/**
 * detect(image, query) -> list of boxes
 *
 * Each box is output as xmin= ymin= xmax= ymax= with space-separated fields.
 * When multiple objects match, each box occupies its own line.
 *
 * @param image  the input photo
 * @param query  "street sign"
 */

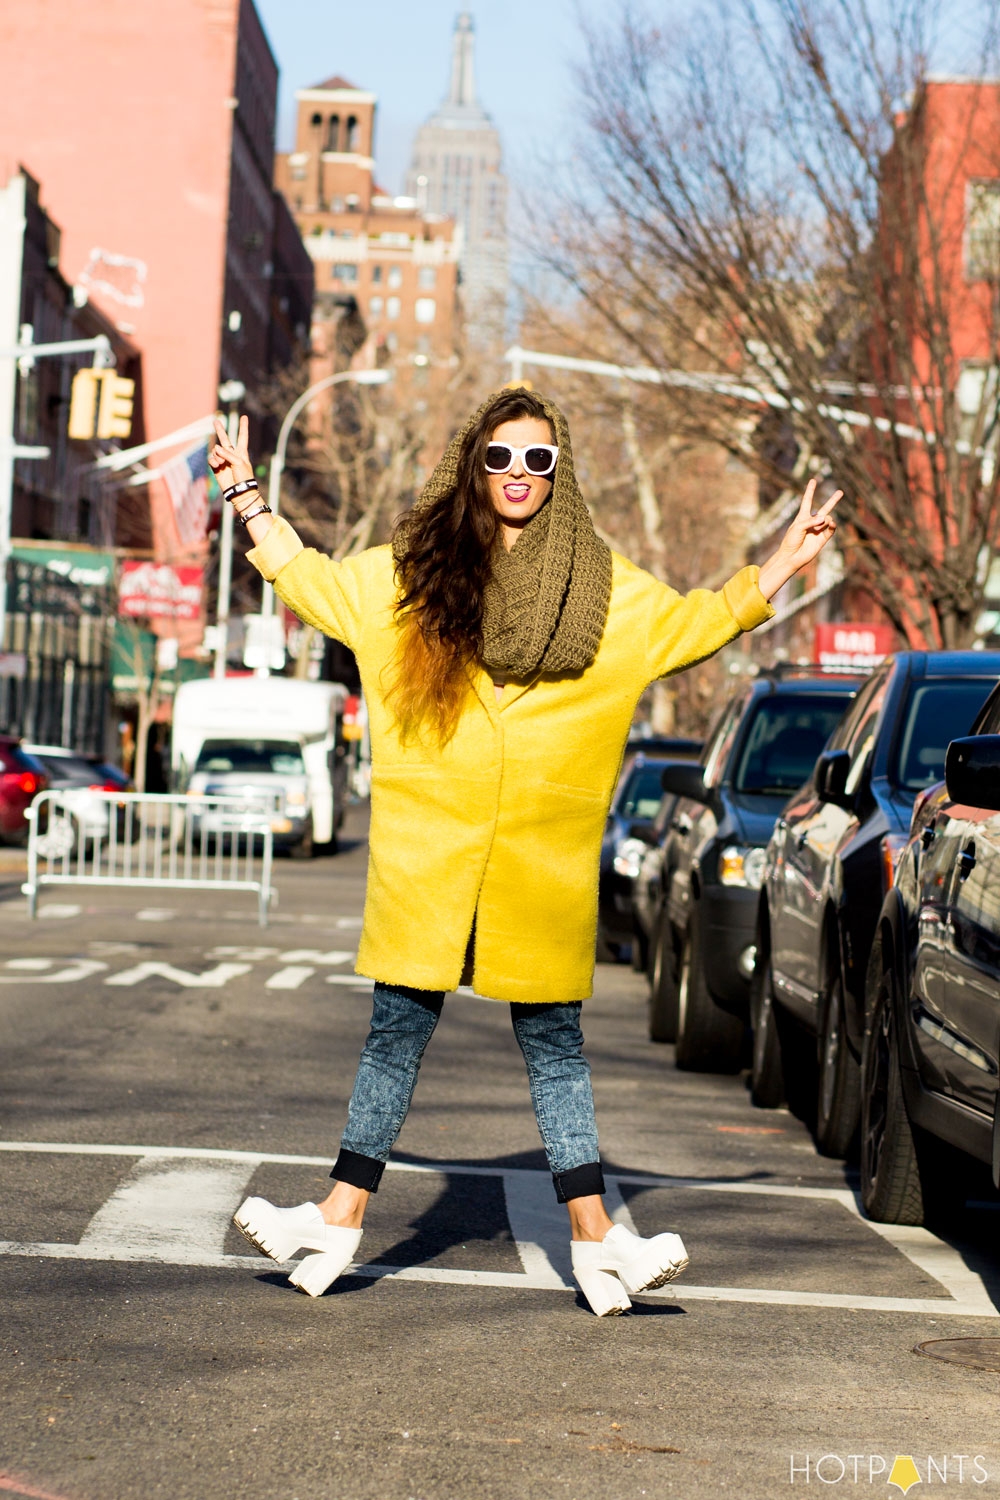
xmin=814 ymin=622 xmax=895 ymax=669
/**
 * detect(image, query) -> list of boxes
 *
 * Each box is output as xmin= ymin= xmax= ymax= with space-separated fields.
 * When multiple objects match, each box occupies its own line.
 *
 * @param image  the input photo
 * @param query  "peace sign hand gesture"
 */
xmin=757 ymin=478 xmax=842 ymax=601
xmin=208 ymin=414 xmax=254 ymax=493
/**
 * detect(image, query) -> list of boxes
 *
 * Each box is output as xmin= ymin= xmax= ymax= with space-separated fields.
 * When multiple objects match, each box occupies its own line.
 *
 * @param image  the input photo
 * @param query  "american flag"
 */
xmin=163 ymin=442 xmax=210 ymax=546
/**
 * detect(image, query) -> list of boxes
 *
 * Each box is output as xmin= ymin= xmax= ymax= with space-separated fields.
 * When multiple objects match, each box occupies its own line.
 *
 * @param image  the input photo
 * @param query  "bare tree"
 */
xmin=544 ymin=0 xmax=1000 ymax=647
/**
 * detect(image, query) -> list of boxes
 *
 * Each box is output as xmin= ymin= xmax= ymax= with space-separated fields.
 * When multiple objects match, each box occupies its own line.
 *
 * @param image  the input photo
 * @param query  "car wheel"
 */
xmin=674 ymin=906 xmax=745 ymax=1072
xmin=815 ymin=954 xmax=861 ymax=1158
xmin=290 ymin=819 xmax=315 ymax=860
xmin=860 ymin=932 xmax=924 ymax=1224
xmin=648 ymin=918 xmax=680 ymax=1043
xmin=749 ymin=940 xmax=785 ymax=1109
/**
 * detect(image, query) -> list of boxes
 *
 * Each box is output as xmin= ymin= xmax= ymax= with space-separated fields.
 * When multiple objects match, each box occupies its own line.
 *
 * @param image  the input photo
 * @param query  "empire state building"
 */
xmin=407 ymin=13 xmax=508 ymax=348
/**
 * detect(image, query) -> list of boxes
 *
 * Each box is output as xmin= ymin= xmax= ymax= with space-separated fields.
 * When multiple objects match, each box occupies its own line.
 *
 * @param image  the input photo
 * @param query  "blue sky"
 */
xmin=255 ymin=0 xmax=600 ymax=196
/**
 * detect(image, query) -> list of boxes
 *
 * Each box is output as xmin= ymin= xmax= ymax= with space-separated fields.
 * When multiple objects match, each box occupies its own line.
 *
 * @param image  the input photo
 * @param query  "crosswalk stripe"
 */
xmin=0 ymin=1140 xmax=995 ymax=1317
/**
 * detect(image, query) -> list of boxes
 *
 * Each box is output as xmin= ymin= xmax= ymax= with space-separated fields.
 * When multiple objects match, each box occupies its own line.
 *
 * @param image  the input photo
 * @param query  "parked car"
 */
xmin=0 ymin=736 xmax=47 ymax=845
xmin=751 ymin=651 xmax=999 ymax=1158
xmin=650 ymin=669 xmax=860 ymax=1067
xmin=22 ymin=745 xmax=135 ymax=843
xmin=597 ymin=742 xmax=701 ymax=961
xmin=859 ymin=682 xmax=1000 ymax=1223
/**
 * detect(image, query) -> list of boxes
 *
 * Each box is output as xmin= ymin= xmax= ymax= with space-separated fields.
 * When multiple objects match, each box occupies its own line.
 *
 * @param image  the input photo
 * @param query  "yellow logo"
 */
xmin=888 ymin=1456 xmax=922 ymax=1495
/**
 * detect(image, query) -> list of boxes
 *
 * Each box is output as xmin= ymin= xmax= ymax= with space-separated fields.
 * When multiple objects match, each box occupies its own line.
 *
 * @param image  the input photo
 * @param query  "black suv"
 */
xmin=752 ymin=651 xmax=999 ymax=1157
xmin=861 ymin=680 xmax=1000 ymax=1222
xmin=649 ymin=669 xmax=859 ymax=1069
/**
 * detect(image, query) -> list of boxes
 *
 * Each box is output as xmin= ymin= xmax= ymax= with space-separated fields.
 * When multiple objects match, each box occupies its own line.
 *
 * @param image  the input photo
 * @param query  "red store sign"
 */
xmin=814 ymin=622 xmax=895 ymax=669
xmin=118 ymin=561 xmax=204 ymax=622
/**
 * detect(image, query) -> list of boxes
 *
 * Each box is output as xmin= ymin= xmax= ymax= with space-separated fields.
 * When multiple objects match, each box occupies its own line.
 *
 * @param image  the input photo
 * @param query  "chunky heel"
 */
xmin=233 ymin=1198 xmax=319 ymax=1262
xmin=573 ymin=1263 xmax=632 ymax=1317
xmin=615 ymin=1231 xmax=689 ymax=1295
xmin=288 ymin=1232 xmax=362 ymax=1298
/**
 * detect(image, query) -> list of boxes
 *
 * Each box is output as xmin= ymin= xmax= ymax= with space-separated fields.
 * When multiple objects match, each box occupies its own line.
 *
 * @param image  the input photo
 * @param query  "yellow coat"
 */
xmin=248 ymin=517 xmax=773 ymax=1003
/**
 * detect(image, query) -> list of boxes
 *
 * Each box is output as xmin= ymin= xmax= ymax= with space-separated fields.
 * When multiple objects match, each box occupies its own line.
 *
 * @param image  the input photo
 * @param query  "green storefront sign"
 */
xmin=11 ymin=543 xmax=116 ymax=589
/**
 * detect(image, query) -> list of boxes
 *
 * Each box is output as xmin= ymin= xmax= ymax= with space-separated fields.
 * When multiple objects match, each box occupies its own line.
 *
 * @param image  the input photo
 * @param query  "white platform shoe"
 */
xmin=232 ymin=1196 xmax=363 ymax=1297
xmin=571 ymin=1223 xmax=689 ymax=1317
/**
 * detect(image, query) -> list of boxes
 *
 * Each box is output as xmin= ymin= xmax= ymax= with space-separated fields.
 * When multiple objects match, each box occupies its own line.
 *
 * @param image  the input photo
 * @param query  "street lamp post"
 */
xmin=258 ymin=366 xmax=390 ymax=632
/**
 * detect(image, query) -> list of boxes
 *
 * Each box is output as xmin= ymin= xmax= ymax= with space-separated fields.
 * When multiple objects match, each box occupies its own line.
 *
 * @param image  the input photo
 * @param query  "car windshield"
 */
xmin=618 ymin=763 xmax=667 ymax=821
xmin=892 ymin=679 xmax=994 ymax=791
xmin=195 ymin=740 xmax=305 ymax=776
xmin=733 ymin=695 xmax=853 ymax=794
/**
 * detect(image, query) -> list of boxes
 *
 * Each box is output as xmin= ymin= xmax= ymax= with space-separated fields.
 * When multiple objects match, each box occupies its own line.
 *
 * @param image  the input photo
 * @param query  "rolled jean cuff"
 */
xmin=553 ymin=1161 xmax=605 ymax=1203
xmin=330 ymin=1147 xmax=386 ymax=1192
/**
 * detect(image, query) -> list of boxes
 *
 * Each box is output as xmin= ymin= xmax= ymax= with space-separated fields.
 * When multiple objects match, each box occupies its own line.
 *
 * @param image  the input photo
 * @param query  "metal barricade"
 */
xmin=23 ymin=791 xmax=276 ymax=926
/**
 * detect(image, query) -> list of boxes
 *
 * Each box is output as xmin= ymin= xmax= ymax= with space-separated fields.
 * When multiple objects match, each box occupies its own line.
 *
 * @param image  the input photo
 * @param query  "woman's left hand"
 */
xmin=757 ymin=478 xmax=842 ymax=601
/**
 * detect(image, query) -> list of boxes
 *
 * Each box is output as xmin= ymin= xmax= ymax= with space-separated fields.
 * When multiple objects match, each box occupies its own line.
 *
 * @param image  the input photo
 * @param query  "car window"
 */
xmin=732 ymin=694 xmax=854 ymax=794
xmin=891 ymin=679 xmax=995 ymax=791
xmin=702 ymin=697 xmax=745 ymax=789
xmin=827 ymin=668 xmax=886 ymax=752
xmin=195 ymin=740 xmax=305 ymax=776
xmin=619 ymin=764 xmax=668 ymax=821
xmin=31 ymin=753 xmax=96 ymax=785
xmin=841 ymin=677 xmax=890 ymax=795
xmin=972 ymin=681 xmax=1000 ymax=736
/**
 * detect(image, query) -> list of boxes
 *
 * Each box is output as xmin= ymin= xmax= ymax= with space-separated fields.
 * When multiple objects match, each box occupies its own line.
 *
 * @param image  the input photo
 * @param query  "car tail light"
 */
xmin=0 ymin=770 xmax=40 ymax=795
xmin=89 ymin=782 xmax=126 ymax=793
xmin=880 ymin=833 xmax=908 ymax=891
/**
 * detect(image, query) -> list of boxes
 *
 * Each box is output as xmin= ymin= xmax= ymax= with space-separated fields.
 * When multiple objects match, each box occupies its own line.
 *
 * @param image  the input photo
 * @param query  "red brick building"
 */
xmin=0 ymin=0 xmax=313 ymax=557
xmin=274 ymin=76 xmax=461 ymax=389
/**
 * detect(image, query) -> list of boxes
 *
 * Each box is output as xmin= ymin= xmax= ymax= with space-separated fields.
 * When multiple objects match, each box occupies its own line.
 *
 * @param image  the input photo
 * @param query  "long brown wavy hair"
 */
xmin=387 ymin=389 xmax=555 ymax=742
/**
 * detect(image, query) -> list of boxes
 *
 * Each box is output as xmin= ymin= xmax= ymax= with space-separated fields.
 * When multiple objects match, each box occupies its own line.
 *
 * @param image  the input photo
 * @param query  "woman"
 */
xmin=213 ymin=388 xmax=838 ymax=1316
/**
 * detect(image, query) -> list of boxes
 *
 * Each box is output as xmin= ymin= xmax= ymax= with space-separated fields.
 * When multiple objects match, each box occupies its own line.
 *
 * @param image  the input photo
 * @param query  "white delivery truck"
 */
xmin=171 ymin=677 xmax=350 ymax=856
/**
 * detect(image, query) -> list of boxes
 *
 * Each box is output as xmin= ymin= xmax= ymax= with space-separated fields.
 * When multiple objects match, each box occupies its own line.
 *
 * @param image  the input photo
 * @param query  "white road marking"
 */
xmin=76 ymin=1157 xmax=254 ymax=1263
xmin=135 ymin=908 xmax=177 ymax=922
xmin=0 ymin=1142 xmax=995 ymax=1316
xmin=502 ymin=1171 xmax=571 ymax=1288
xmin=105 ymin=961 xmax=252 ymax=988
xmin=325 ymin=974 xmax=372 ymax=988
xmin=0 ymin=959 xmax=108 ymax=985
xmin=37 ymin=904 xmax=81 ymax=919
xmin=265 ymin=966 xmax=315 ymax=990
xmin=279 ymin=949 xmax=354 ymax=964
xmin=207 ymin=946 xmax=279 ymax=961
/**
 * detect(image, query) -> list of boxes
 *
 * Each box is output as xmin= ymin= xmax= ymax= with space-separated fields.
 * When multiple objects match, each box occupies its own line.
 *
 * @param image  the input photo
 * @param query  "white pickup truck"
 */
xmin=171 ymin=677 xmax=350 ymax=856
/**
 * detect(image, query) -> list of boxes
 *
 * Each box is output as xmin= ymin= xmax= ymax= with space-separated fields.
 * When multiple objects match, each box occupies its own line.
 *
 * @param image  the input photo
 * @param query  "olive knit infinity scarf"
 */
xmin=399 ymin=389 xmax=612 ymax=679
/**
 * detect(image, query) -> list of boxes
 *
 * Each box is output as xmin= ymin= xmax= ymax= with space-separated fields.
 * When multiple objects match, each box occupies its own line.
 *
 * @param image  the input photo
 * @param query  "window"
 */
xmin=291 ymin=161 xmax=306 ymax=181
xmin=418 ymin=265 xmax=436 ymax=288
xmin=619 ymin=764 xmax=668 ymax=821
xmin=966 ymin=181 xmax=1000 ymax=281
xmin=732 ymin=695 xmax=852 ymax=794
xmin=330 ymin=195 xmax=344 ymax=213
xmin=346 ymin=115 xmax=360 ymax=151
xmin=387 ymin=265 xmax=403 ymax=288
xmin=371 ymin=265 xmax=383 ymax=283
xmin=702 ymin=698 xmax=745 ymax=789
xmin=415 ymin=297 xmax=436 ymax=324
xmin=333 ymin=264 xmax=358 ymax=283
xmin=385 ymin=331 xmax=398 ymax=352
xmin=369 ymin=296 xmax=383 ymax=318
xmin=892 ymin=679 xmax=994 ymax=791
xmin=386 ymin=296 xmax=401 ymax=320
xmin=194 ymin=740 xmax=305 ymax=777
xmin=327 ymin=114 xmax=340 ymax=152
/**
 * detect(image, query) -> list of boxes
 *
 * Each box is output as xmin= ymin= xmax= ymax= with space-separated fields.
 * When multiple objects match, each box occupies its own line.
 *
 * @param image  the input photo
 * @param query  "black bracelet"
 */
xmin=237 ymin=502 xmax=272 ymax=527
xmin=223 ymin=478 xmax=258 ymax=503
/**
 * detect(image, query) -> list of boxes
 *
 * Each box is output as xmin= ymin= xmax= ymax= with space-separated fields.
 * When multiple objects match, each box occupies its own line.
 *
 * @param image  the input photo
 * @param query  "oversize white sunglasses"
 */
xmin=484 ymin=442 xmax=559 ymax=476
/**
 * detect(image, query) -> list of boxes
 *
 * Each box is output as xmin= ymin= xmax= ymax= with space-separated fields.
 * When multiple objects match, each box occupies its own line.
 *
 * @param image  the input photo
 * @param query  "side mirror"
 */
xmin=816 ymin=749 xmax=852 ymax=807
xmin=660 ymin=761 xmax=707 ymax=801
xmin=945 ymin=735 xmax=1000 ymax=812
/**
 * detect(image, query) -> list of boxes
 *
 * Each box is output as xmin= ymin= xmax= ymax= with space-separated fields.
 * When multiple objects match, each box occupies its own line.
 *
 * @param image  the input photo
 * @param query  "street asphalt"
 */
xmin=1 ymin=805 xmax=999 ymax=1500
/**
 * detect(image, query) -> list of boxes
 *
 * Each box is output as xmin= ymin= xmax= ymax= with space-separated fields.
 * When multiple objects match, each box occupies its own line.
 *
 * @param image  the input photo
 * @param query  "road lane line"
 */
xmin=76 ymin=1157 xmax=256 ymax=1263
xmin=105 ymin=961 xmax=252 ymax=988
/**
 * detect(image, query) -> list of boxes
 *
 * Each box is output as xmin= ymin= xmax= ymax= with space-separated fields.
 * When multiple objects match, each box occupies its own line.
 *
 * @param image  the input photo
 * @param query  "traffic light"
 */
xmin=67 ymin=368 xmax=135 ymax=440
xmin=68 ymin=368 xmax=99 ymax=439
xmin=97 ymin=373 xmax=135 ymax=439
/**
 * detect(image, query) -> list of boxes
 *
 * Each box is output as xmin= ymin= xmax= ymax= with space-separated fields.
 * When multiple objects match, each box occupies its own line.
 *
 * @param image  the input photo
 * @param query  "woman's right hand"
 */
xmin=209 ymin=414 xmax=254 ymax=494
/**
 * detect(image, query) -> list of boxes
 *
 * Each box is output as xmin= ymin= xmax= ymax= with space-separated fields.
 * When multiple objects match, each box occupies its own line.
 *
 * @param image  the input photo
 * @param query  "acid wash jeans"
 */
xmin=330 ymin=982 xmax=606 ymax=1203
